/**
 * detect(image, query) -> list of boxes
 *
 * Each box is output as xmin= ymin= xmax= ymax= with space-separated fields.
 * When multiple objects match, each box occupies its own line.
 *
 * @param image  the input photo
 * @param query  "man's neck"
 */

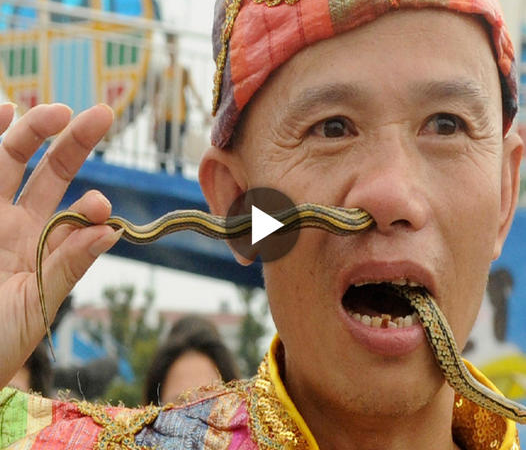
xmin=285 ymin=373 xmax=460 ymax=450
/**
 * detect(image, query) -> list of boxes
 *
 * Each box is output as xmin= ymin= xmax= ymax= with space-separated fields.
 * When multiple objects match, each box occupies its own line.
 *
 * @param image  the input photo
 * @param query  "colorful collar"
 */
xmin=246 ymin=335 xmax=520 ymax=450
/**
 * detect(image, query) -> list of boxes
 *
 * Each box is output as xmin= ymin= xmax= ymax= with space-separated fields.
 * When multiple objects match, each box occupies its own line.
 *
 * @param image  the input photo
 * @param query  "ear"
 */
xmin=493 ymin=131 xmax=523 ymax=260
xmin=199 ymin=146 xmax=254 ymax=265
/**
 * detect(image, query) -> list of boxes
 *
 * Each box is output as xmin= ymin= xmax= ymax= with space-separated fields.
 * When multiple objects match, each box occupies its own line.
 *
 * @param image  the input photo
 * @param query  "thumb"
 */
xmin=30 ymin=225 xmax=123 ymax=335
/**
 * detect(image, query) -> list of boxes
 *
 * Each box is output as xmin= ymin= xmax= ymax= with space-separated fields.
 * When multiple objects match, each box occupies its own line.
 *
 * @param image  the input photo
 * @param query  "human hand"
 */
xmin=0 ymin=103 xmax=120 ymax=389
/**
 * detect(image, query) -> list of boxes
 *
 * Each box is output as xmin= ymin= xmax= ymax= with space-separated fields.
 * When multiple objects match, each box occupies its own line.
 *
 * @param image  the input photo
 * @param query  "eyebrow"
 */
xmin=412 ymin=79 xmax=491 ymax=115
xmin=283 ymin=83 xmax=369 ymax=120
xmin=282 ymin=79 xmax=491 ymax=121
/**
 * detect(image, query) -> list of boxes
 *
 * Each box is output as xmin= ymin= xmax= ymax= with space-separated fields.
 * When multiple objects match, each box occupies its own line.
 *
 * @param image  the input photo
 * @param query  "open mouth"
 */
xmin=342 ymin=281 xmax=419 ymax=329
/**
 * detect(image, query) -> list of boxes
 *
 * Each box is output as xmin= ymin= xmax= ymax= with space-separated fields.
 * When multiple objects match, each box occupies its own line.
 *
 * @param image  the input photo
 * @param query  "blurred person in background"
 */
xmin=154 ymin=33 xmax=207 ymax=173
xmin=8 ymin=342 xmax=53 ymax=397
xmin=144 ymin=315 xmax=240 ymax=404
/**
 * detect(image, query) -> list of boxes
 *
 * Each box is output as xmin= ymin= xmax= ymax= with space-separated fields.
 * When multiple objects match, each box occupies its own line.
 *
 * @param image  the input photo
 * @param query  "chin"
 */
xmin=327 ymin=370 xmax=445 ymax=420
xmin=308 ymin=344 xmax=447 ymax=418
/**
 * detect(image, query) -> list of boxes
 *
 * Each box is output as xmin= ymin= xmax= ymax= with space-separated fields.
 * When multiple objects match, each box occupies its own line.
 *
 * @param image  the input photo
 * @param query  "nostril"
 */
xmin=390 ymin=219 xmax=412 ymax=228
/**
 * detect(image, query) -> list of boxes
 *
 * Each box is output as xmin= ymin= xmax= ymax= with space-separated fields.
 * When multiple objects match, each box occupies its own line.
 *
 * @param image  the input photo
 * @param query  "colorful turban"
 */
xmin=211 ymin=0 xmax=517 ymax=149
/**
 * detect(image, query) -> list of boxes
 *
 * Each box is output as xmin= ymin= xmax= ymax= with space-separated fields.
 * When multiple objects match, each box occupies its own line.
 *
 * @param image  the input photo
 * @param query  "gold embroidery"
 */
xmin=212 ymin=0 xmax=301 ymax=115
xmin=246 ymin=355 xmax=309 ymax=449
xmin=253 ymin=0 xmax=300 ymax=5
xmin=452 ymin=392 xmax=511 ymax=450
xmin=76 ymin=401 xmax=165 ymax=450
xmin=212 ymin=0 xmax=243 ymax=115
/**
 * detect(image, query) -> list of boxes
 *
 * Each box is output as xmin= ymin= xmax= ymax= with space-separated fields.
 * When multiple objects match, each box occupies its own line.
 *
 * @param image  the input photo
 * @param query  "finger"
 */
xmin=46 ymin=189 xmax=113 ymax=250
xmin=0 ymin=104 xmax=73 ymax=202
xmin=0 ymin=102 xmax=16 ymax=135
xmin=17 ymin=104 xmax=114 ymax=217
xmin=27 ymin=224 xmax=122 ymax=339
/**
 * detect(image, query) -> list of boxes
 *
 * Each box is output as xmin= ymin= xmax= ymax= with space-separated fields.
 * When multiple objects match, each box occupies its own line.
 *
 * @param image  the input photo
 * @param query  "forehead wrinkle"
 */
xmin=282 ymin=82 xmax=369 ymax=121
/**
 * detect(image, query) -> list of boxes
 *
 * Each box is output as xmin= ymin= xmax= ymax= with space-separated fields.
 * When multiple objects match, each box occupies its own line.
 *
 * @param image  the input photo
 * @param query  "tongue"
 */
xmin=342 ymin=283 xmax=413 ymax=317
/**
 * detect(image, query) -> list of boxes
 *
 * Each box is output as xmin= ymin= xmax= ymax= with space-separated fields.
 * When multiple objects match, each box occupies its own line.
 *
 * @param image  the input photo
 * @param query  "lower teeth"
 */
xmin=349 ymin=311 xmax=418 ymax=329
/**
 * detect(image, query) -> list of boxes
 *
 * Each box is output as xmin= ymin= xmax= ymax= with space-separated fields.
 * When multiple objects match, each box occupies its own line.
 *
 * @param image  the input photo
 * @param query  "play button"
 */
xmin=226 ymin=187 xmax=299 ymax=263
xmin=251 ymin=205 xmax=284 ymax=244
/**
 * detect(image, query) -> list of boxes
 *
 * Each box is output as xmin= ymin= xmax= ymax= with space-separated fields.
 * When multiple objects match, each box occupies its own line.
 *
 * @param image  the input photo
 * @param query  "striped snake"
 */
xmin=36 ymin=204 xmax=526 ymax=423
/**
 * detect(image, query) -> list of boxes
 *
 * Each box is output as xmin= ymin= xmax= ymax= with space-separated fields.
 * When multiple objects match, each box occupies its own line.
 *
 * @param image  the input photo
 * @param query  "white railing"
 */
xmin=0 ymin=0 xmax=214 ymax=177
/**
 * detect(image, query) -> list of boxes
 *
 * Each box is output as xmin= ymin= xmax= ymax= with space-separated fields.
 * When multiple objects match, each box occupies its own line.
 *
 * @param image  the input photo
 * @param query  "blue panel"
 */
xmin=14 ymin=7 xmax=36 ymax=19
xmin=0 ymin=5 xmax=14 ymax=31
xmin=492 ymin=209 xmax=526 ymax=350
xmin=51 ymin=39 xmax=94 ymax=112
xmin=0 ymin=5 xmax=14 ymax=15
xmin=118 ymin=358 xmax=135 ymax=382
xmin=72 ymin=330 xmax=107 ymax=361
xmin=0 ymin=5 xmax=36 ymax=30
xmin=0 ymin=5 xmax=13 ymax=31
xmin=61 ymin=0 xmax=88 ymax=6
xmin=102 ymin=0 xmax=142 ymax=15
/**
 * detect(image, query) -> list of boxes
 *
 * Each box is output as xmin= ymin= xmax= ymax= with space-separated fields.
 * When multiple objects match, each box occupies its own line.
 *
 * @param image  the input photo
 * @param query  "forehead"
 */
xmin=256 ymin=9 xmax=500 ymax=111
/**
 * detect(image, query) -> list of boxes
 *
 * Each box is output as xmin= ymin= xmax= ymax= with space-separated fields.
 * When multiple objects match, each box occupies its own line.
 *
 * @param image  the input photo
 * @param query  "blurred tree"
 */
xmin=236 ymin=287 xmax=268 ymax=377
xmin=84 ymin=284 xmax=163 ymax=407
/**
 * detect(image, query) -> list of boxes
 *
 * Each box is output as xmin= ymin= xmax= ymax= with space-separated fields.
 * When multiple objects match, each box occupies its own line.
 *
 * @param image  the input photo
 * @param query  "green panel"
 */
xmin=0 ymin=387 xmax=28 ymax=447
xmin=106 ymin=42 xmax=139 ymax=67
xmin=1 ymin=46 xmax=38 ymax=78
xmin=8 ymin=48 xmax=14 ymax=77
xmin=0 ymin=49 xmax=8 ymax=76
xmin=31 ymin=46 xmax=38 ymax=74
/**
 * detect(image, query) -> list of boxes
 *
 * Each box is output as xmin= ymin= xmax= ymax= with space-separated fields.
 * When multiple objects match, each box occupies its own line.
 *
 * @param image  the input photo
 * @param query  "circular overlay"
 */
xmin=226 ymin=187 xmax=299 ymax=263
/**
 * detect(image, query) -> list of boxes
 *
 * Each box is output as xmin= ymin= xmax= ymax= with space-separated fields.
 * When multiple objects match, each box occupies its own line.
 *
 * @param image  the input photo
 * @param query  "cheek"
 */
xmin=263 ymin=232 xmax=335 ymax=336
xmin=438 ymin=177 xmax=500 ymax=347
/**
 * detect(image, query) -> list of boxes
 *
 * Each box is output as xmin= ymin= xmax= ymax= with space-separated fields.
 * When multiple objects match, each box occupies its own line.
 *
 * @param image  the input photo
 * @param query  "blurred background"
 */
xmin=1 ymin=0 xmax=526 ymax=436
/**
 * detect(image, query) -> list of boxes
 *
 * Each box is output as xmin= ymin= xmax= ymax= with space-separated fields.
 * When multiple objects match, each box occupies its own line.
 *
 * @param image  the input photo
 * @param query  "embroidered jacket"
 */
xmin=0 ymin=337 xmax=520 ymax=449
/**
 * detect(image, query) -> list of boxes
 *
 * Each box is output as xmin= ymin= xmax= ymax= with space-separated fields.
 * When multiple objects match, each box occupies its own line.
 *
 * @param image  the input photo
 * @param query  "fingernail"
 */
xmin=95 ymin=191 xmax=112 ymax=210
xmin=97 ymin=103 xmax=115 ymax=119
xmin=89 ymin=228 xmax=123 ymax=257
xmin=50 ymin=103 xmax=73 ymax=116
xmin=3 ymin=102 xmax=17 ymax=110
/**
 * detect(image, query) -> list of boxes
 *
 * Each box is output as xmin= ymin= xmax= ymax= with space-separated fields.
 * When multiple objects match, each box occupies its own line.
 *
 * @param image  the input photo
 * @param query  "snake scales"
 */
xmin=36 ymin=204 xmax=526 ymax=423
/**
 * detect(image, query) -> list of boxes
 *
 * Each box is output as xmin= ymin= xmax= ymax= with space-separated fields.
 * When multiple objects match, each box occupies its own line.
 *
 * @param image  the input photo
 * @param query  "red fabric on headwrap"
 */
xmin=211 ymin=0 xmax=517 ymax=148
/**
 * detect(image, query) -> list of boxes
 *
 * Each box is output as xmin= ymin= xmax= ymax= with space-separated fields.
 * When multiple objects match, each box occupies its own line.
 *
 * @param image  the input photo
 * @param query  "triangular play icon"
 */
xmin=251 ymin=205 xmax=285 ymax=245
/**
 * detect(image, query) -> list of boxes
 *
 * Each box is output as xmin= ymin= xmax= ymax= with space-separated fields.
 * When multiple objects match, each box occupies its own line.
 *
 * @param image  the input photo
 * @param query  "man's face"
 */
xmin=202 ymin=9 xmax=522 ymax=417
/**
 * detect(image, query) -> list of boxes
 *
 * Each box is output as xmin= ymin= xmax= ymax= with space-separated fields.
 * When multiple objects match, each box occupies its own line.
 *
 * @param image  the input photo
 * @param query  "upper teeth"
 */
xmin=353 ymin=279 xmax=423 ymax=288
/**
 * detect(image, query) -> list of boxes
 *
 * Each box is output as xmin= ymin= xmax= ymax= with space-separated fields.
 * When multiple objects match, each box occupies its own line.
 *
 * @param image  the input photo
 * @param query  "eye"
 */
xmin=421 ymin=113 xmax=466 ymax=136
xmin=311 ymin=117 xmax=357 ymax=138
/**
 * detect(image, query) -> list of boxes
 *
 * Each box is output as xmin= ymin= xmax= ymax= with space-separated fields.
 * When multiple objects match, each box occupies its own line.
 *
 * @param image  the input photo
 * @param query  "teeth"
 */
xmin=352 ymin=279 xmax=424 ymax=288
xmin=387 ymin=321 xmax=397 ymax=329
xmin=371 ymin=316 xmax=382 ymax=328
xmin=349 ymin=310 xmax=419 ymax=329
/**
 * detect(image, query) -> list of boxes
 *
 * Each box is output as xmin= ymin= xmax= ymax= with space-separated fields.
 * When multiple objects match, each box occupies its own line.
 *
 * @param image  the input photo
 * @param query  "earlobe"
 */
xmin=492 ymin=132 xmax=523 ymax=260
xmin=198 ymin=146 xmax=253 ymax=265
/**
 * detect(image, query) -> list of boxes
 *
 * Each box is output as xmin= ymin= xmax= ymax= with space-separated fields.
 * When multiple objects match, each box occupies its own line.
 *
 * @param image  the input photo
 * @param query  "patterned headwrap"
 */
xmin=211 ymin=0 xmax=517 ymax=149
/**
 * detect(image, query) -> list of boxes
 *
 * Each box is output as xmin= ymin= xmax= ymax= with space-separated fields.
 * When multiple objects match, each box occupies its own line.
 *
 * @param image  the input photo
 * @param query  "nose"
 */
xmin=345 ymin=134 xmax=429 ymax=234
